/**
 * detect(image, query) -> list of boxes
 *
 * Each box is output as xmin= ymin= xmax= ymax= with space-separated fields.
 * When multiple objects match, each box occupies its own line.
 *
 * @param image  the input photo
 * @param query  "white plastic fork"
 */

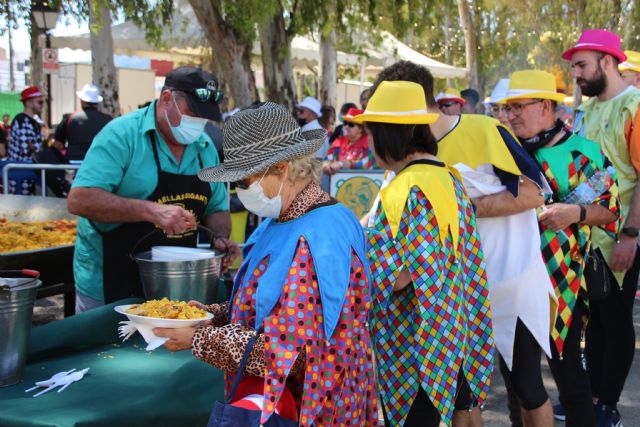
xmin=25 ymin=369 xmax=76 ymax=393
xmin=32 ymin=368 xmax=90 ymax=397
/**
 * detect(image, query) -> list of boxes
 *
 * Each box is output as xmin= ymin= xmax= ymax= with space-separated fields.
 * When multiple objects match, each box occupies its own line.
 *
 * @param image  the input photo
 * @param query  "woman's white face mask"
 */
xmin=236 ymin=170 xmax=286 ymax=218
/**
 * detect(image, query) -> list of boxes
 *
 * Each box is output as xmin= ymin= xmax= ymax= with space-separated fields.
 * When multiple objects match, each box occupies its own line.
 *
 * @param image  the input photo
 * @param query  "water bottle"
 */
xmin=563 ymin=166 xmax=615 ymax=205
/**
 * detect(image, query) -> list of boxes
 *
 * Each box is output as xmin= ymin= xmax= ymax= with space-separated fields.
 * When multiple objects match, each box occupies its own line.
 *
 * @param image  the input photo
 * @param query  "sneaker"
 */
xmin=595 ymin=403 xmax=624 ymax=427
xmin=611 ymin=408 xmax=623 ymax=427
xmin=553 ymin=403 xmax=566 ymax=422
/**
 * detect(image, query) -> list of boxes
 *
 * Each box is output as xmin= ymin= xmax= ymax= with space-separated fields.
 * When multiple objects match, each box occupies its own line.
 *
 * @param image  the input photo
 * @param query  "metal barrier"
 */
xmin=2 ymin=163 xmax=81 ymax=196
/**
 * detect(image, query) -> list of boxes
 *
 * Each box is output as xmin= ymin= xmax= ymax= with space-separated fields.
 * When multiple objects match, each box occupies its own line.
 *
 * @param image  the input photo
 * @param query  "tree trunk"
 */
xmin=457 ymin=0 xmax=478 ymax=90
xmin=573 ymin=0 xmax=586 ymax=109
xmin=89 ymin=0 xmax=120 ymax=117
xmin=258 ymin=7 xmax=297 ymax=110
xmin=320 ymin=27 xmax=337 ymax=107
xmin=605 ymin=0 xmax=622 ymax=31
xmin=29 ymin=15 xmax=44 ymax=90
xmin=188 ymin=0 xmax=259 ymax=109
xmin=7 ymin=5 xmax=14 ymax=91
xmin=443 ymin=2 xmax=453 ymax=87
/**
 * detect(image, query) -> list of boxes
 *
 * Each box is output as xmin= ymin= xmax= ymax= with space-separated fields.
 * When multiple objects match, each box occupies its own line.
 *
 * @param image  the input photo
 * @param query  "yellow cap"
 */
xmin=503 ymin=70 xmax=566 ymax=103
xmin=352 ymin=81 xmax=439 ymax=125
xmin=619 ymin=50 xmax=640 ymax=73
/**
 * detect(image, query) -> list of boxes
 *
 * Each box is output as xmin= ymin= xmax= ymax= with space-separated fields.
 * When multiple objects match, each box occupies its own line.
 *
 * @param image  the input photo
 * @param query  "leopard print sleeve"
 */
xmin=202 ymin=301 xmax=231 ymax=327
xmin=191 ymin=323 xmax=306 ymax=377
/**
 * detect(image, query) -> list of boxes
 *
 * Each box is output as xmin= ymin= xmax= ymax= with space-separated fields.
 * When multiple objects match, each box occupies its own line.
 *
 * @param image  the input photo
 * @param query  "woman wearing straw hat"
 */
xmin=155 ymin=102 xmax=377 ymax=426
xmin=354 ymin=81 xmax=494 ymax=427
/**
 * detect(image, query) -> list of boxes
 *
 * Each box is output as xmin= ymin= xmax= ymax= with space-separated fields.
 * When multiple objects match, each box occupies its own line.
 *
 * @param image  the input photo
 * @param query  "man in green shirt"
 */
xmin=563 ymin=29 xmax=640 ymax=427
xmin=68 ymin=67 xmax=238 ymax=312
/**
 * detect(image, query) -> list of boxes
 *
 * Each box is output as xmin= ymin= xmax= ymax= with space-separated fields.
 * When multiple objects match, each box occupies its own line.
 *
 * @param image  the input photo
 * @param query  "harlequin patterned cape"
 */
xmin=229 ymin=203 xmax=378 ymax=426
xmin=367 ymin=161 xmax=494 ymax=426
xmin=533 ymin=133 xmax=620 ymax=356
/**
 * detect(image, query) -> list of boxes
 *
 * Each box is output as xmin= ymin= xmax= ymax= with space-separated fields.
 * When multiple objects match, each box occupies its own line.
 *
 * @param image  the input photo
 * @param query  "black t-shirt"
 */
xmin=55 ymin=107 xmax=112 ymax=161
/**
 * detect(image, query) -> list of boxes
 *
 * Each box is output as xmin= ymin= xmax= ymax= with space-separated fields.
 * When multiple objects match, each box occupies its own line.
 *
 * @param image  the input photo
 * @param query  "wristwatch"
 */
xmin=621 ymin=227 xmax=639 ymax=238
xmin=578 ymin=205 xmax=587 ymax=223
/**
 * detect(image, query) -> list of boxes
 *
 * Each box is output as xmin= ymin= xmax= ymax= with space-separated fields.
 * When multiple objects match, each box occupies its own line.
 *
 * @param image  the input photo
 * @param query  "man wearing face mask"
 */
xmin=68 ymin=66 xmax=238 ymax=313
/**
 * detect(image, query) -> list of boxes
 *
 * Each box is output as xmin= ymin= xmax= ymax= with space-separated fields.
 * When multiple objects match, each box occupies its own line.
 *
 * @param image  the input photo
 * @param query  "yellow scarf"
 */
xmin=380 ymin=163 xmax=461 ymax=256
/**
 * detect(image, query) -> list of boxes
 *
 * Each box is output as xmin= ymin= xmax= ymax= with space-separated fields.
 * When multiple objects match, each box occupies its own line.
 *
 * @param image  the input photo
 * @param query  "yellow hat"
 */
xmin=435 ymin=87 xmax=465 ymax=105
xmin=352 ymin=81 xmax=439 ymax=125
xmin=619 ymin=50 xmax=640 ymax=73
xmin=503 ymin=70 xmax=566 ymax=103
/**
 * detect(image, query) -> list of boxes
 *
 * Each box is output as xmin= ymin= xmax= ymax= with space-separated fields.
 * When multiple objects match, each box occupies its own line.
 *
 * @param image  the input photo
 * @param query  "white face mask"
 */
xmin=164 ymin=94 xmax=208 ymax=145
xmin=236 ymin=171 xmax=285 ymax=218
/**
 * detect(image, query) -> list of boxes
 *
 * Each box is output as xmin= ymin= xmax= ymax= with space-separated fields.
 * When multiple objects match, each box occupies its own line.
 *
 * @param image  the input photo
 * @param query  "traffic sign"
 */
xmin=43 ymin=48 xmax=59 ymax=73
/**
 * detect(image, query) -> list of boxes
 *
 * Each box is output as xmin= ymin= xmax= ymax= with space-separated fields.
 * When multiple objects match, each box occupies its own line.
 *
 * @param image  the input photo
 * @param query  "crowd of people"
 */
xmin=3 ymin=26 xmax=640 ymax=427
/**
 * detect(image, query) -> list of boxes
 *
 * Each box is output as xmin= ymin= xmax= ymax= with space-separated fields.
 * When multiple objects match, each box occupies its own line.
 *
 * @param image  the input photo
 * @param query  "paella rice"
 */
xmin=126 ymin=298 xmax=208 ymax=319
xmin=0 ymin=219 xmax=76 ymax=253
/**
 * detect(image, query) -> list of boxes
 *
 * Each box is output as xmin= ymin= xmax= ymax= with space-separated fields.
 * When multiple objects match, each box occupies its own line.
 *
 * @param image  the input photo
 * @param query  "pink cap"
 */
xmin=562 ymin=29 xmax=627 ymax=62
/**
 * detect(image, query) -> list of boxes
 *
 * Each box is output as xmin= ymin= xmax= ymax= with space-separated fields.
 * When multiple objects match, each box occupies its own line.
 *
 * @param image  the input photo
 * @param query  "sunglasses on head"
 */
xmin=191 ymin=87 xmax=223 ymax=104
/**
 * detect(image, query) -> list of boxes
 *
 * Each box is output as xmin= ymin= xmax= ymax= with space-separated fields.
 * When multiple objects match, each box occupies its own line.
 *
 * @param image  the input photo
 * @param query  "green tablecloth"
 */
xmin=0 ymin=299 xmax=225 ymax=427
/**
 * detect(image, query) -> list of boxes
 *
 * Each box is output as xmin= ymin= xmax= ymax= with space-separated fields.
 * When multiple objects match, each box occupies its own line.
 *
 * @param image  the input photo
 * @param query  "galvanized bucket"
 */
xmin=133 ymin=251 xmax=223 ymax=304
xmin=0 ymin=271 xmax=41 ymax=387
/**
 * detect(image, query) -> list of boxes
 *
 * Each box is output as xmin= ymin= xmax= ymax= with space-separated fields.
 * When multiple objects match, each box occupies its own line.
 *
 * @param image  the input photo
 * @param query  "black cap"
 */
xmin=164 ymin=66 xmax=223 ymax=121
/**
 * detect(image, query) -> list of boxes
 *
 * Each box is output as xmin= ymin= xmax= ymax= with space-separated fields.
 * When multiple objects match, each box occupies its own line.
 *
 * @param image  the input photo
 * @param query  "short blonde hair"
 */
xmin=268 ymin=155 xmax=322 ymax=183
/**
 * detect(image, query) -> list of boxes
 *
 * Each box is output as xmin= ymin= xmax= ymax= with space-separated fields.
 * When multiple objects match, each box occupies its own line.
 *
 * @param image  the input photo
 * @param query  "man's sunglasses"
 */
xmin=439 ymin=102 xmax=459 ymax=108
xmin=344 ymin=122 xmax=357 ymax=127
xmin=191 ymin=87 xmax=223 ymax=104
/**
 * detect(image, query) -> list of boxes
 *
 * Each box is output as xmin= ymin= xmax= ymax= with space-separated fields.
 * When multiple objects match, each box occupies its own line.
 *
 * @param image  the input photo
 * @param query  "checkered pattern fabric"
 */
xmin=230 ymin=238 xmax=377 ymax=426
xmin=8 ymin=113 xmax=42 ymax=161
xmin=368 ymin=174 xmax=494 ymax=427
xmin=537 ymin=149 xmax=620 ymax=356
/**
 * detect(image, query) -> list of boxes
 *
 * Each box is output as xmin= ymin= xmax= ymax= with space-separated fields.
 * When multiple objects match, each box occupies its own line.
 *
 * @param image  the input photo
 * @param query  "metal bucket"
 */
xmin=0 ymin=274 xmax=41 ymax=387
xmin=134 ymin=251 xmax=223 ymax=303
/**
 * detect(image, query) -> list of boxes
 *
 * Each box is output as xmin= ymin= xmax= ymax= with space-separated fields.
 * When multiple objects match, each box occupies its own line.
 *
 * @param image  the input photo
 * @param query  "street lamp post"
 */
xmin=31 ymin=0 xmax=60 ymax=128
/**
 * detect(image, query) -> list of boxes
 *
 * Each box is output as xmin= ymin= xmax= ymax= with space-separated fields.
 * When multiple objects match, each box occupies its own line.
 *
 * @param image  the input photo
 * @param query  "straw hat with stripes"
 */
xmin=352 ymin=80 xmax=439 ymax=125
xmin=198 ymin=102 xmax=326 ymax=183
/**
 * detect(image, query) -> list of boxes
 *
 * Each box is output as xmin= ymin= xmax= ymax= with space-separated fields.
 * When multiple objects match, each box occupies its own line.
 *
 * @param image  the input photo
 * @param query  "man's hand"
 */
xmin=212 ymin=238 xmax=241 ymax=272
xmin=538 ymin=203 xmax=580 ymax=232
xmin=153 ymin=326 xmax=199 ymax=352
xmin=149 ymin=204 xmax=196 ymax=235
xmin=610 ymin=235 xmax=639 ymax=272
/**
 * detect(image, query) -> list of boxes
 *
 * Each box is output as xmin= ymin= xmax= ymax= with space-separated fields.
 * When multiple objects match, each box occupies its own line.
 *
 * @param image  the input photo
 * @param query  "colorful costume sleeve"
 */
xmin=590 ymin=153 xmax=621 ymax=237
xmin=352 ymin=148 xmax=376 ymax=169
xmin=324 ymin=141 xmax=340 ymax=161
xmin=624 ymin=104 xmax=640 ymax=172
